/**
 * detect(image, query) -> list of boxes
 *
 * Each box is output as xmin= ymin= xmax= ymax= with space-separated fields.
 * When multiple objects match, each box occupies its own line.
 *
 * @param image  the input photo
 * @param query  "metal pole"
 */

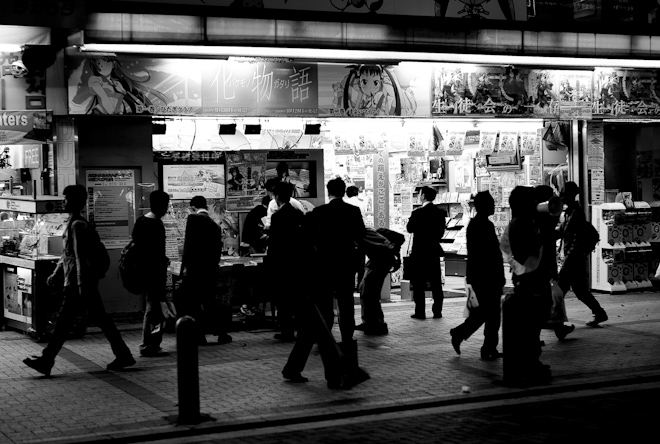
xmin=176 ymin=316 xmax=200 ymax=424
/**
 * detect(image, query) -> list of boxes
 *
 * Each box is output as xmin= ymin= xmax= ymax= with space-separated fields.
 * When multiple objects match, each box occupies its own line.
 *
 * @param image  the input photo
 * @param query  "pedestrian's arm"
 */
xmin=71 ymin=221 xmax=91 ymax=287
xmin=406 ymin=211 xmax=416 ymax=234
xmin=47 ymin=257 xmax=64 ymax=287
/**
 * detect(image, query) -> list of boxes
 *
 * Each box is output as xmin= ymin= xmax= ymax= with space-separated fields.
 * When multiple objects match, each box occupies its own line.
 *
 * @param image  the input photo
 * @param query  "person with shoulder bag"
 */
xmin=23 ymin=185 xmax=135 ymax=376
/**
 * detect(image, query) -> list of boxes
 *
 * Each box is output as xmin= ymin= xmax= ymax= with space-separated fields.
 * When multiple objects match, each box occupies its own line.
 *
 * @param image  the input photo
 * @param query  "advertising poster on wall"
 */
xmin=593 ymin=68 xmax=660 ymax=118
xmin=85 ymin=169 xmax=136 ymax=249
xmin=226 ymin=151 xmax=267 ymax=211
xmin=67 ymin=56 xmax=205 ymax=115
xmin=557 ymin=70 xmax=593 ymax=119
xmin=201 ymin=61 xmax=319 ymax=116
xmin=318 ymin=62 xmax=431 ymax=117
xmin=0 ymin=111 xmax=52 ymax=144
xmin=162 ymin=164 xmax=226 ymax=201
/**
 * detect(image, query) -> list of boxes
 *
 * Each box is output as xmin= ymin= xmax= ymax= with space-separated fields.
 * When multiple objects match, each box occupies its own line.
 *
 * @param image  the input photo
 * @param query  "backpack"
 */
xmin=118 ymin=240 xmax=145 ymax=295
xmin=89 ymin=226 xmax=111 ymax=279
xmin=376 ymin=228 xmax=405 ymax=250
xmin=582 ymin=221 xmax=600 ymax=253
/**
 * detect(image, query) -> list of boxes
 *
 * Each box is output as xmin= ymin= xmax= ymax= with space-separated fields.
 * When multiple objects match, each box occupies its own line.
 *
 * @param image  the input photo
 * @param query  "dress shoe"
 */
xmin=274 ymin=333 xmax=296 ymax=342
xmin=354 ymin=323 xmax=366 ymax=331
xmin=410 ymin=313 xmax=426 ymax=320
xmin=449 ymin=328 xmax=462 ymax=355
xmin=433 ymin=313 xmax=443 ymax=319
xmin=282 ymin=371 xmax=308 ymax=383
xmin=217 ymin=334 xmax=233 ymax=345
xmin=586 ymin=311 xmax=608 ymax=327
xmin=364 ymin=326 xmax=389 ymax=336
xmin=107 ymin=355 xmax=137 ymax=371
xmin=23 ymin=356 xmax=53 ymax=377
xmin=555 ymin=324 xmax=575 ymax=341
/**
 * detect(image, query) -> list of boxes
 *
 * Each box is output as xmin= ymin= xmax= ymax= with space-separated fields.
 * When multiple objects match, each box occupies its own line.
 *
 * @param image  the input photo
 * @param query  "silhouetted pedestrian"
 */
xmin=406 ymin=186 xmax=446 ymax=319
xmin=450 ymin=191 xmax=504 ymax=360
xmin=23 ymin=185 xmax=135 ymax=376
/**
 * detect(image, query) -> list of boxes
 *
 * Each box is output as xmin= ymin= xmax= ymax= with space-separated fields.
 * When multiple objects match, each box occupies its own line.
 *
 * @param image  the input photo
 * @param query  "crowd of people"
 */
xmin=22 ymin=177 xmax=607 ymax=389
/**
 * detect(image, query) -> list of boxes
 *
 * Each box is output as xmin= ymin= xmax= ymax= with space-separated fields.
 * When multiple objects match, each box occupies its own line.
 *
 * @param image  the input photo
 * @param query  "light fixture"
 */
xmin=219 ymin=124 xmax=237 ymax=135
xmin=0 ymin=44 xmax=22 ymax=53
xmin=76 ymin=43 xmax=660 ymax=69
xmin=304 ymin=124 xmax=321 ymax=135
xmin=244 ymin=124 xmax=261 ymax=135
xmin=151 ymin=120 xmax=167 ymax=135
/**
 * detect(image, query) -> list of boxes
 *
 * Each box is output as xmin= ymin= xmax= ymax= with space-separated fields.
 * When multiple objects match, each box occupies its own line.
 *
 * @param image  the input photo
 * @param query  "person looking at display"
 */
xmin=344 ymin=185 xmax=366 ymax=218
xmin=450 ymin=191 xmax=504 ymax=360
xmin=133 ymin=190 xmax=171 ymax=357
xmin=178 ymin=195 xmax=232 ymax=345
xmin=558 ymin=182 xmax=608 ymax=327
xmin=265 ymin=178 xmax=305 ymax=227
xmin=23 ymin=185 xmax=135 ymax=376
xmin=406 ymin=186 xmax=446 ymax=319
xmin=268 ymin=182 xmax=304 ymax=342
xmin=243 ymin=195 xmax=270 ymax=254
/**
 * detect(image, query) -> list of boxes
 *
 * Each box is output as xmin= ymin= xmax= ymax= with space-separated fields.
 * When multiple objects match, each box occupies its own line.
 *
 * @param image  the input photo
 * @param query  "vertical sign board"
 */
xmin=373 ymin=151 xmax=389 ymax=229
xmin=85 ymin=170 xmax=137 ymax=249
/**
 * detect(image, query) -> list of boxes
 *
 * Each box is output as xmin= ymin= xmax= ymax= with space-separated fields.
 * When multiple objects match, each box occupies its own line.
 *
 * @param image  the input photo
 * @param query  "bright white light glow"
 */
xmin=78 ymin=44 xmax=660 ymax=69
xmin=0 ymin=44 xmax=22 ymax=53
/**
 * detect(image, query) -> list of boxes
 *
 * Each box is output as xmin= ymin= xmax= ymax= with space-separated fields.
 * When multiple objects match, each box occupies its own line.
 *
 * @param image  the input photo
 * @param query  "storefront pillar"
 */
xmin=54 ymin=117 xmax=77 ymax=195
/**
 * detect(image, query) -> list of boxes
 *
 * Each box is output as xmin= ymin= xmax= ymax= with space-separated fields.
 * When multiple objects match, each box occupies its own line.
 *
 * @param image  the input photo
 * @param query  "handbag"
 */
xmin=548 ymin=280 xmax=568 ymax=324
xmin=463 ymin=282 xmax=480 ymax=318
xmin=402 ymin=234 xmax=414 ymax=281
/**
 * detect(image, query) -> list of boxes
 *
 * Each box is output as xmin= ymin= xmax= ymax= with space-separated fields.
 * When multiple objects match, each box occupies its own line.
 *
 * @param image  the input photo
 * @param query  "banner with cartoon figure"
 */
xmin=318 ymin=62 xmax=431 ymax=117
xmin=68 ymin=56 xmax=205 ymax=115
xmin=593 ymin=68 xmax=660 ymax=118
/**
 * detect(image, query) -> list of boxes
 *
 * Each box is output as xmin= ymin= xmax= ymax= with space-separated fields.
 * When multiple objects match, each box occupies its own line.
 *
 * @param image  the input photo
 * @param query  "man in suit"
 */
xmin=268 ymin=182 xmax=305 ymax=341
xmin=180 ymin=195 xmax=232 ymax=345
xmin=407 ymin=186 xmax=446 ymax=319
xmin=307 ymin=178 xmax=366 ymax=344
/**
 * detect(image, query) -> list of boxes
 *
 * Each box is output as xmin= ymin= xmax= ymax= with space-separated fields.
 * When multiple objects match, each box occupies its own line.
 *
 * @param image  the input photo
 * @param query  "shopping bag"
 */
xmin=463 ymin=283 xmax=479 ymax=318
xmin=548 ymin=280 xmax=568 ymax=323
xmin=402 ymin=255 xmax=415 ymax=280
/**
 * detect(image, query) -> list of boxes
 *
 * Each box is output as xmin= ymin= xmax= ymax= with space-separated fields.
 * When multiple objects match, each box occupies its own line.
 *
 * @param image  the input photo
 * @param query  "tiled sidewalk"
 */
xmin=1 ymin=291 xmax=659 ymax=444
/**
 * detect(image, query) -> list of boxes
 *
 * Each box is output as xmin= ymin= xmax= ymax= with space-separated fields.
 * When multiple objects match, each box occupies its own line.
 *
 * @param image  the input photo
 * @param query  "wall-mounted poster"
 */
xmin=318 ymin=62 xmax=431 ymax=117
xmin=85 ymin=169 xmax=137 ymax=249
xmin=201 ymin=61 xmax=319 ymax=116
xmin=68 ymin=56 xmax=204 ymax=115
xmin=162 ymin=164 xmax=226 ymax=201
xmin=558 ymin=70 xmax=593 ymax=119
xmin=226 ymin=151 xmax=267 ymax=211
xmin=593 ymin=68 xmax=660 ymax=117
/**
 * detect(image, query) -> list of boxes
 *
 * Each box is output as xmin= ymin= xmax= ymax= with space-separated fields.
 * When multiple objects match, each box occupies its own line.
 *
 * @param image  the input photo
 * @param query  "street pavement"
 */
xmin=1 ymin=288 xmax=659 ymax=444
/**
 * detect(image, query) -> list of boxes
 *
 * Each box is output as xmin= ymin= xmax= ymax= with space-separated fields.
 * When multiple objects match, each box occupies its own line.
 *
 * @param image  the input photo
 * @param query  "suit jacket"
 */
xmin=466 ymin=215 xmax=505 ymax=288
xmin=307 ymin=198 xmax=366 ymax=276
xmin=182 ymin=211 xmax=223 ymax=283
xmin=268 ymin=202 xmax=304 ymax=263
xmin=406 ymin=203 xmax=446 ymax=260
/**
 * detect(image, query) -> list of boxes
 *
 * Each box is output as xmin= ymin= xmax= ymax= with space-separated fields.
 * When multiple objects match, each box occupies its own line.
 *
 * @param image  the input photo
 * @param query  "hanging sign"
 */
xmin=373 ymin=151 xmax=389 ymax=229
xmin=0 ymin=111 xmax=52 ymax=145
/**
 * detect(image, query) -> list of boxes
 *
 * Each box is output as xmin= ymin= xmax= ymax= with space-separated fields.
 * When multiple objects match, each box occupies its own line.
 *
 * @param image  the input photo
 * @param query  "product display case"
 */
xmin=0 ymin=196 xmax=66 ymax=340
xmin=591 ymin=202 xmax=653 ymax=293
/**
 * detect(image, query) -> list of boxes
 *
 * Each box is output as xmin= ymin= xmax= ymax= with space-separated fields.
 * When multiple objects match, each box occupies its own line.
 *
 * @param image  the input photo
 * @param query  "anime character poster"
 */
xmin=445 ymin=130 xmax=466 ymax=156
xmin=67 ymin=56 xmax=204 ymax=115
xmin=318 ymin=62 xmax=431 ymax=117
xmin=479 ymin=131 xmax=498 ymax=156
xmin=432 ymin=64 xmax=471 ymax=115
xmin=527 ymin=70 xmax=560 ymax=118
xmin=593 ymin=69 xmax=660 ymax=118
xmin=557 ymin=70 xmax=593 ymax=119
xmin=458 ymin=66 xmax=534 ymax=116
xmin=226 ymin=151 xmax=267 ymax=211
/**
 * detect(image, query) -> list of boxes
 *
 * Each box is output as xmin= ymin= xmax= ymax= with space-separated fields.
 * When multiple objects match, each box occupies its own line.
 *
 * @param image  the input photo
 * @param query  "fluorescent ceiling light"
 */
xmin=78 ymin=43 xmax=660 ymax=69
xmin=0 ymin=44 xmax=22 ymax=52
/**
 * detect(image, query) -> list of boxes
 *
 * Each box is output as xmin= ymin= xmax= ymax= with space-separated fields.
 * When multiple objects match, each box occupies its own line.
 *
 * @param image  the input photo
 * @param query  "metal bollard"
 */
xmin=176 ymin=316 xmax=200 ymax=424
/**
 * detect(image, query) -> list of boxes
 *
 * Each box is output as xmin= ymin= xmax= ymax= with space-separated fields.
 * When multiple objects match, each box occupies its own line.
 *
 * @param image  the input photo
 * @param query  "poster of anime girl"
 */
xmin=557 ymin=70 xmax=593 ymax=119
xmin=67 ymin=56 xmax=204 ymax=115
xmin=432 ymin=64 xmax=470 ymax=115
xmin=318 ymin=62 xmax=430 ymax=117
xmin=527 ymin=70 xmax=560 ymax=118
xmin=593 ymin=69 xmax=659 ymax=117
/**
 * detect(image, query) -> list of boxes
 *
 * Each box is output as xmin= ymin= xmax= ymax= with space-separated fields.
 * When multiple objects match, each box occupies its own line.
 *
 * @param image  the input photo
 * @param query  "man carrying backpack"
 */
xmin=23 ymin=185 xmax=135 ymax=376
xmin=355 ymin=227 xmax=403 ymax=336
xmin=558 ymin=182 xmax=608 ymax=327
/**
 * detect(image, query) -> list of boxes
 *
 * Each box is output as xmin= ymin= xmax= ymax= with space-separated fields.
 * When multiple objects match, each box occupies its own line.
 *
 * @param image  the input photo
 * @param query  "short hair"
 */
xmin=265 ymin=178 xmax=279 ymax=192
xmin=473 ymin=191 xmax=494 ymax=213
xmin=346 ymin=186 xmax=359 ymax=198
xmin=261 ymin=195 xmax=270 ymax=206
xmin=535 ymin=185 xmax=555 ymax=203
xmin=63 ymin=184 xmax=87 ymax=211
xmin=276 ymin=162 xmax=289 ymax=175
xmin=0 ymin=212 xmax=9 ymax=221
xmin=149 ymin=190 xmax=170 ymax=214
xmin=561 ymin=181 xmax=580 ymax=199
xmin=190 ymin=195 xmax=207 ymax=209
xmin=273 ymin=182 xmax=293 ymax=203
xmin=509 ymin=186 xmax=536 ymax=218
xmin=420 ymin=186 xmax=437 ymax=202
xmin=327 ymin=177 xmax=346 ymax=198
